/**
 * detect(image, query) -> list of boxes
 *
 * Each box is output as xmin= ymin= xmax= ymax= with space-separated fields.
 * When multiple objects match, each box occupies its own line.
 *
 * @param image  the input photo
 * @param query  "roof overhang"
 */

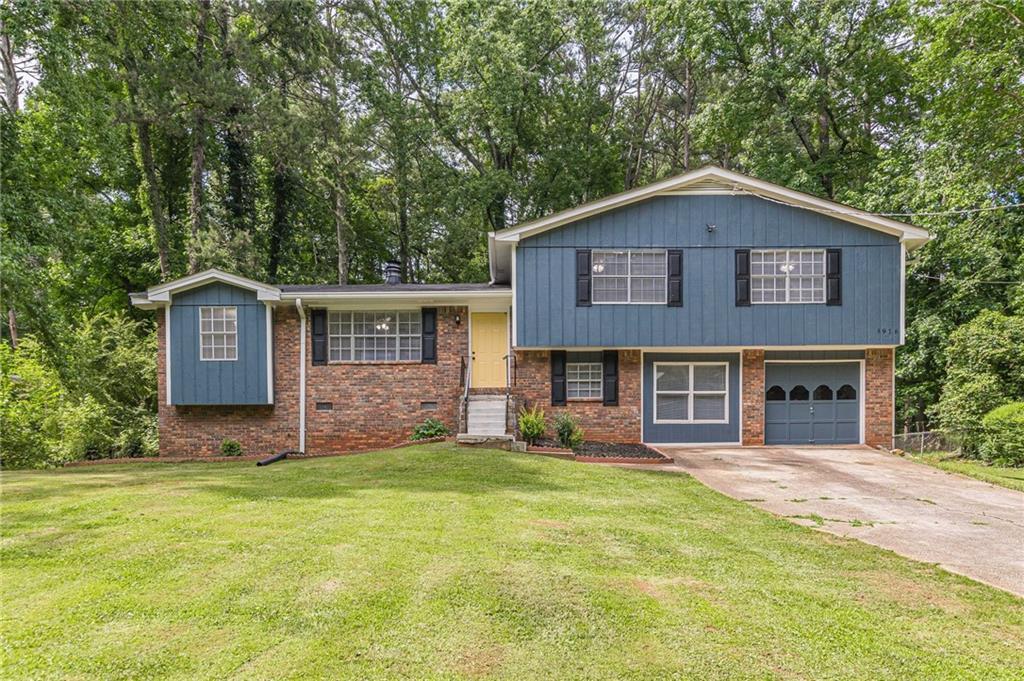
xmin=280 ymin=289 xmax=512 ymax=307
xmin=130 ymin=269 xmax=282 ymax=308
xmin=487 ymin=166 xmax=932 ymax=283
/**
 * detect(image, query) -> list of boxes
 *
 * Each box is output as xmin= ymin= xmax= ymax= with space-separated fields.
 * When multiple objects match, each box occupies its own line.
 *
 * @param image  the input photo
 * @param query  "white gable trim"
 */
xmin=490 ymin=166 xmax=931 ymax=248
xmin=135 ymin=269 xmax=281 ymax=306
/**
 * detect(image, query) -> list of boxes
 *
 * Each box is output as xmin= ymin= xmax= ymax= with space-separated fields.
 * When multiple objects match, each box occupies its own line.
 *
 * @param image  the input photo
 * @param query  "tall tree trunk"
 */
xmin=135 ymin=118 xmax=171 ymax=278
xmin=267 ymin=161 xmax=290 ymax=282
xmin=333 ymin=182 xmax=349 ymax=285
xmin=0 ymin=19 xmax=18 ymax=113
xmin=6 ymin=308 xmax=17 ymax=349
xmin=187 ymin=0 xmax=211 ymax=274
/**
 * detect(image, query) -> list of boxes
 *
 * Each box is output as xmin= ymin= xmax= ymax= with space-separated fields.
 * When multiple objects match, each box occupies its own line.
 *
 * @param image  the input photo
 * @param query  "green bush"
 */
xmin=411 ymin=417 xmax=449 ymax=440
xmin=221 ymin=439 xmax=243 ymax=457
xmin=935 ymin=311 xmax=1024 ymax=454
xmin=553 ymin=412 xmax=584 ymax=449
xmin=978 ymin=403 xmax=1024 ymax=466
xmin=518 ymin=405 xmax=547 ymax=445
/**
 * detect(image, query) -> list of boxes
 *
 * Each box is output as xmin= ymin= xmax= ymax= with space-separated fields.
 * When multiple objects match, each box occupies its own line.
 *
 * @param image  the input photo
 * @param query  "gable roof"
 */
xmin=487 ymin=166 xmax=931 ymax=283
xmin=130 ymin=269 xmax=282 ymax=308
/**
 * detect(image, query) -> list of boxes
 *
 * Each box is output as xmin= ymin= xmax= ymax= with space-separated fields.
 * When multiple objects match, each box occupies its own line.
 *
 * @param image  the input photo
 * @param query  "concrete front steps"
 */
xmin=464 ymin=394 xmax=508 ymax=437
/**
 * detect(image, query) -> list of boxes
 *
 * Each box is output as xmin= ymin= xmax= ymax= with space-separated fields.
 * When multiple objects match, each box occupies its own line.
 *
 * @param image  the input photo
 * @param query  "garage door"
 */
xmin=764 ymin=363 xmax=860 ymax=445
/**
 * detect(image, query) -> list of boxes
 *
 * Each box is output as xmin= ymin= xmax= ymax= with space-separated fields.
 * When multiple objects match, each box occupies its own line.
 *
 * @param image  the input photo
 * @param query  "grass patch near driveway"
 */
xmin=907 ymin=451 xmax=1024 ymax=492
xmin=2 ymin=443 xmax=1022 ymax=680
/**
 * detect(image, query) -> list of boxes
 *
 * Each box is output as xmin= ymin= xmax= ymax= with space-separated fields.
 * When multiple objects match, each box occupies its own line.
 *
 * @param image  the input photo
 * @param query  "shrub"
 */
xmin=412 ymin=417 xmax=449 ymax=440
xmin=221 ymin=439 xmax=243 ymax=457
xmin=518 ymin=405 xmax=547 ymax=445
xmin=978 ymin=403 xmax=1024 ymax=466
xmin=935 ymin=311 xmax=1024 ymax=454
xmin=553 ymin=412 xmax=584 ymax=449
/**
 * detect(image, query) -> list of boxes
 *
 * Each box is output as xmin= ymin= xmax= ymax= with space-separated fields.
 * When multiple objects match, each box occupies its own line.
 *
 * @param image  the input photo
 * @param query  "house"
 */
xmin=130 ymin=166 xmax=930 ymax=457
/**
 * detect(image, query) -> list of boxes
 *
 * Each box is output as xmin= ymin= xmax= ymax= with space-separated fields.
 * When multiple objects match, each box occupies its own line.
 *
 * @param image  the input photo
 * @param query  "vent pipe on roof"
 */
xmin=384 ymin=261 xmax=402 ymax=285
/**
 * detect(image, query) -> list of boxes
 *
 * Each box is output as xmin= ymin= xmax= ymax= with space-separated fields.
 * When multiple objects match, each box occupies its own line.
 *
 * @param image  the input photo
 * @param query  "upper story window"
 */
xmin=751 ymin=249 xmax=825 ymax=303
xmin=592 ymin=249 xmax=666 ymax=303
xmin=199 ymin=306 xmax=238 ymax=361
xmin=328 ymin=311 xmax=421 ymax=362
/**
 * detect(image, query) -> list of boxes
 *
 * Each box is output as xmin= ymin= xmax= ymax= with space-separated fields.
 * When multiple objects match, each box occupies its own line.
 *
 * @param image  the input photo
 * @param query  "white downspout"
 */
xmin=295 ymin=298 xmax=306 ymax=453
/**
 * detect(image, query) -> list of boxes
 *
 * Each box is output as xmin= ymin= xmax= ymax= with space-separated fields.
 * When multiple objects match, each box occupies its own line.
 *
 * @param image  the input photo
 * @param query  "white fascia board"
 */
xmin=129 ymin=292 xmax=162 ymax=310
xmin=278 ymin=290 xmax=512 ymax=306
xmin=146 ymin=269 xmax=281 ymax=301
xmin=492 ymin=165 xmax=931 ymax=249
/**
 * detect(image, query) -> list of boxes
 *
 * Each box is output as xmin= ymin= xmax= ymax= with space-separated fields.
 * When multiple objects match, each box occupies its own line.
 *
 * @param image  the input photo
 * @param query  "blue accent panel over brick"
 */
xmin=516 ymin=194 xmax=901 ymax=347
xmin=169 ymin=282 xmax=270 ymax=405
xmin=643 ymin=352 xmax=740 ymax=444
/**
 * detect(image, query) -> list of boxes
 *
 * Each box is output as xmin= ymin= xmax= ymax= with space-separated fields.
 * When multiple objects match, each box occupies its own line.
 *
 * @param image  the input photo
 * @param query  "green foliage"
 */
xmin=220 ymin=439 xmax=243 ymax=457
xmin=0 ymin=312 xmax=157 ymax=468
xmin=411 ymin=417 xmax=450 ymax=440
xmin=935 ymin=311 xmax=1024 ymax=452
xmin=518 ymin=405 xmax=547 ymax=445
xmin=553 ymin=412 xmax=584 ymax=450
xmin=979 ymin=403 xmax=1024 ymax=467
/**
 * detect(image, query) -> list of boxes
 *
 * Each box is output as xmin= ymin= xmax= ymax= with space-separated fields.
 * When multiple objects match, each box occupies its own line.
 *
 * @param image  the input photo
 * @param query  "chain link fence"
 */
xmin=891 ymin=430 xmax=964 ymax=454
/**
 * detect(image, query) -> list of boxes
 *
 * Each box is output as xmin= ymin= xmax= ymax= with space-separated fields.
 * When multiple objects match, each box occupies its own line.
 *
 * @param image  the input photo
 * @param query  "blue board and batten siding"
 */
xmin=168 ymin=282 xmax=271 ymax=405
xmin=642 ymin=353 xmax=740 ymax=444
xmin=515 ymin=194 xmax=901 ymax=347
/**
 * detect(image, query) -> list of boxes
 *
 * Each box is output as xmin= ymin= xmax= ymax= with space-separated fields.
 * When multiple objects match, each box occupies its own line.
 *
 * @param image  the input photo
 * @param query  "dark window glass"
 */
xmin=766 ymin=385 xmax=786 ymax=401
xmin=813 ymin=385 xmax=833 ymax=401
xmin=789 ymin=385 xmax=809 ymax=401
xmin=837 ymin=384 xmax=857 ymax=400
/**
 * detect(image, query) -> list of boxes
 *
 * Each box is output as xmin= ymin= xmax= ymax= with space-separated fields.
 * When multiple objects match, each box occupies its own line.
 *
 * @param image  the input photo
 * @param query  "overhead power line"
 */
xmin=732 ymin=187 xmax=1024 ymax=219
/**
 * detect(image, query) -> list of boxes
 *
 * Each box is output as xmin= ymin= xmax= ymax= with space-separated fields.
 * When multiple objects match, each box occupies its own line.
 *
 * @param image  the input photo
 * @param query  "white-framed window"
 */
xmin=199 ymin=306 xmax=238 ymax=361
xmin=328 ymin=311 xmax=421 ymax=362
xmin=567 ymin=361 xmax=603 ymax=399
xmin=653 ymin=362 xmax=728 ymax=423
xmin=592 ymin=249 xmax=667 ymax=303
xmin=751 ymin=249 xmax=825 ymax=303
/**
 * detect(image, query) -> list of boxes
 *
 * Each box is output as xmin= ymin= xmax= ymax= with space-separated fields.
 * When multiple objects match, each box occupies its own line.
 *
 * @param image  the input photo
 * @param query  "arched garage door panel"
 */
xmin=765 ymin=363 xmax=860 ymax=445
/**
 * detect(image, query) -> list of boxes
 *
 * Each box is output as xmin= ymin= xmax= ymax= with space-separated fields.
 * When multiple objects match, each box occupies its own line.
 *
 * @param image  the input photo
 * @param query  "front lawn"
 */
xmin=2 ymin=443 xmax=1021 ymax=679
xmin=908 ymin=451 xmax=1024 ymax=492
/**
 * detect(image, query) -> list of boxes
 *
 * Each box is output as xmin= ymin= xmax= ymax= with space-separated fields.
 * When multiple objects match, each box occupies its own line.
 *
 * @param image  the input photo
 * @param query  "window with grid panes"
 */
xmin=328 ymin=311 xmax=421 ymax=361
xmin=199 ymin=306 xmax=238 ymax=360
xmin=750 ymin=249 xmax=825 ymax=303
xmin=591 ymin=250 xmax=667 ymax=303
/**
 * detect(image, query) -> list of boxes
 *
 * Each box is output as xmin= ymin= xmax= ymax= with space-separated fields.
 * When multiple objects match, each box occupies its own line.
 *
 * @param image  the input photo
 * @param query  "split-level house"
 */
xmin=130 ymin=166 xmax=930 ymax=456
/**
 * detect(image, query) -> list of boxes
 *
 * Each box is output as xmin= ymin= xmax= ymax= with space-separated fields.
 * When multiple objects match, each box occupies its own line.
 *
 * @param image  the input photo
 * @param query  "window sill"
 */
xmin=567 ymin=397 xmax=604 ymax=403
xmin=325 ymin=360 xmax=425 ymax=366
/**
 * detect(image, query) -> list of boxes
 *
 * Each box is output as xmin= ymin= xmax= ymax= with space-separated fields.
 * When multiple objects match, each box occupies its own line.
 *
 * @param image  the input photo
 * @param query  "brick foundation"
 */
xmin=741 ymin=349 xmax=766 ymax=446
xmin=864 ymin=348 xmax=895 ymax=448
xmin=511 ymin=349 xmax=642 ymax=443
xmin=158 ymin=306 xmax=468 ymax=457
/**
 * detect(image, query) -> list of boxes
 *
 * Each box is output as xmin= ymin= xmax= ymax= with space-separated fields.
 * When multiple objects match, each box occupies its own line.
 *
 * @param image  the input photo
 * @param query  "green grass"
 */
xmin=907 ymin=451 xmax=1024 ymax=492
xmin=2 ymin=443 xmax=1021 ymax=680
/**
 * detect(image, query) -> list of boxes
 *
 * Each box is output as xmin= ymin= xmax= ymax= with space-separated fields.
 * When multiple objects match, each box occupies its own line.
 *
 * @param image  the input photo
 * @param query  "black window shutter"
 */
xmin=421 ymin=307 xmax=437 ymax=363
xmin=602 ymin=350 xmax=619 ymax=406
xmin=826 ymin=249 xmax=842 ymax=306
xmin=551 ymin=350 xmax=567 ymax=406
xmin=667 ymin=249 xmax=683 ymax=307
xmin=311 ymin=309 xmax=327 ymax=365
xmin=576 ymin=250 xmax=592 ymax=307
xmin=735 ymin=249 xmax=751 ymax=307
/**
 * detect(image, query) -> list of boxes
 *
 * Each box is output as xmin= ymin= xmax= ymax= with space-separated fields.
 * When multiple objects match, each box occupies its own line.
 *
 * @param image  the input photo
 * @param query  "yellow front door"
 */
xmin=471 ymin=312 xmax=508 ymax=388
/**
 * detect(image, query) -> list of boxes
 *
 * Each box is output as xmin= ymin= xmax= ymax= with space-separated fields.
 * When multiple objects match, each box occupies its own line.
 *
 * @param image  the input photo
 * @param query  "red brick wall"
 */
xmin=741 ymin=349 xmax=766 ymax=446
xmin=865 ymin=348 xmax=895 ymax=448
xmin=306 ymin=306 xmax=467 ymax=454
xmin=158 ymin=305 xmax=468 ymax=457
xmin=512 ymin=349 xmax=641 ymax=443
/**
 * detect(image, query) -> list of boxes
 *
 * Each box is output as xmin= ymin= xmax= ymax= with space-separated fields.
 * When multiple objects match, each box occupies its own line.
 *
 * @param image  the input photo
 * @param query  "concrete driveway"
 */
xmin=655 ymin=445 xmax=1024 ymax=597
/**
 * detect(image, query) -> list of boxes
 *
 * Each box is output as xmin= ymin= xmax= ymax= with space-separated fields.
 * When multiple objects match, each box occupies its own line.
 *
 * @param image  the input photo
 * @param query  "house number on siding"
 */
xmin=876 ymin=327 xmax=897 ymax=335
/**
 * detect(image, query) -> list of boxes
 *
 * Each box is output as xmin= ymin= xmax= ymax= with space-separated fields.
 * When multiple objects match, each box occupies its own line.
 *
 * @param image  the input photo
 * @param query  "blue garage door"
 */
xmin=764 ymin=363 xmax=860 ymax=445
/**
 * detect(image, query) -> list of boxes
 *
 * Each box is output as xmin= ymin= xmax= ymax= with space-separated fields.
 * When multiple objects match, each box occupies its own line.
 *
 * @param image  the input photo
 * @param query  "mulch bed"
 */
xmin=526 ymin=439 xmax=671 ymax=465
